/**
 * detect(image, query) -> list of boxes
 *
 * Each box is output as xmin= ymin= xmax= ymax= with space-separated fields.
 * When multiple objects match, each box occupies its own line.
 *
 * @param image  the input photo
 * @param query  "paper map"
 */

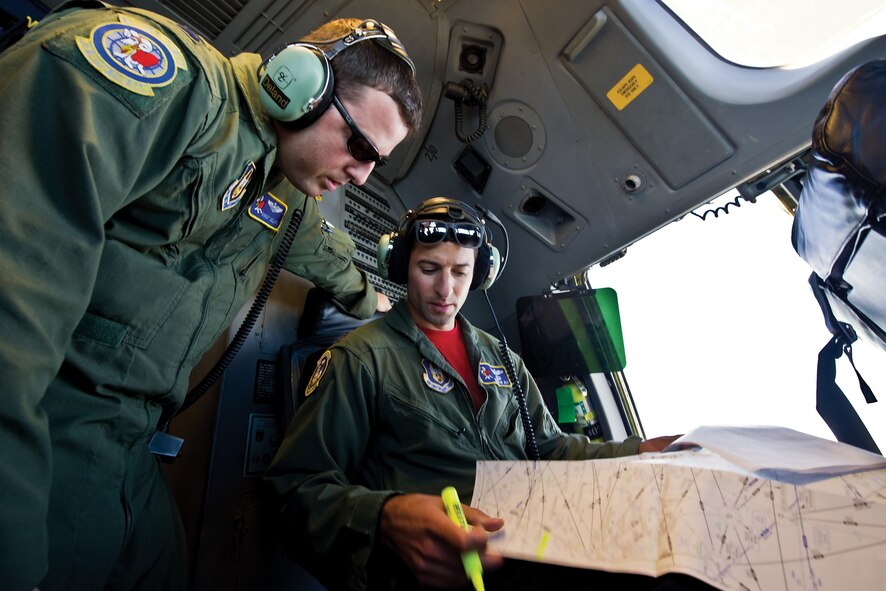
xmin=472 ymin=449 xmax=886 ymax=590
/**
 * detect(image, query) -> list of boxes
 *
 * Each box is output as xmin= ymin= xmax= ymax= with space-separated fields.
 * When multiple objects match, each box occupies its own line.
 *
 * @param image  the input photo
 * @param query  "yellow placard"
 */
xmin=606 ymin=63 xmax=653 ymax=111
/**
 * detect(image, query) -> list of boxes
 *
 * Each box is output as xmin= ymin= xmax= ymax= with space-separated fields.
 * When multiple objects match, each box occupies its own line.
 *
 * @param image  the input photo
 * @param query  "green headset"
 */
xmin=257 ymin=19 xmax=415 ymax=127
xmin=377 ymin=197 xmax=502 ymax=291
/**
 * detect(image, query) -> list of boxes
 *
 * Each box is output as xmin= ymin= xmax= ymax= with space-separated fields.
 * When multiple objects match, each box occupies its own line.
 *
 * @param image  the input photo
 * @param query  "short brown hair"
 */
xmin=303 ymin=18 xmax=423 ymax=136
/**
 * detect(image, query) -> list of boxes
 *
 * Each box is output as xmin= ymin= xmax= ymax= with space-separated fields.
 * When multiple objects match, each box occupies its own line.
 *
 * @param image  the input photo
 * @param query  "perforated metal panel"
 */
xmin=158 ymin=0 xmax=249 ymax=40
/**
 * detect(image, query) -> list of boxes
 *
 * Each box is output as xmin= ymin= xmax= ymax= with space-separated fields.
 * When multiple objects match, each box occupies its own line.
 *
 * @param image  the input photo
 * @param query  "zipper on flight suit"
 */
xmin=178 ymin=168 xmax=266 ymax=380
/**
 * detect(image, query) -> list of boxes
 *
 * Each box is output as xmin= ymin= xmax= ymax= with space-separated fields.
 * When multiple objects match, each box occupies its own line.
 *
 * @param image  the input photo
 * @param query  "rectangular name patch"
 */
xmin=479 ymin=362 xmax=512 ymax=388
xmin=248 ymin=192 xmax=287 ymax=231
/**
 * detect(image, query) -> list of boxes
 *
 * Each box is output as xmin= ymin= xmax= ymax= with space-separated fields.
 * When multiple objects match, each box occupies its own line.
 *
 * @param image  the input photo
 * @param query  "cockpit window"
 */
xmin=660 ymin=0 xmax=886 ymax=67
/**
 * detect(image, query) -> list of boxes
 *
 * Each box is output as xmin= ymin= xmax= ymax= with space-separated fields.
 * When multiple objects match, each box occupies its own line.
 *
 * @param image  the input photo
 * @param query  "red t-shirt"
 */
xmin=420 ymin=321 xmax=486 ymax=413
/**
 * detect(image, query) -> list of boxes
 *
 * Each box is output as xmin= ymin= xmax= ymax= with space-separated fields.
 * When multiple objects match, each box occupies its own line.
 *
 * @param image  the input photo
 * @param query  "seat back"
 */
xmin=278 ymin=288 xmax=382 ymax=427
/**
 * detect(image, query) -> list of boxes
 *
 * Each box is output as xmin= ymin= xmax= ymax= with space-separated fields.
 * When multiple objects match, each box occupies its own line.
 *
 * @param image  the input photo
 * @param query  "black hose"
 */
xmin=484 ymin=290 xmax=540 ymax=461
xmin=177 ymin=207 xmax=304 ymax=415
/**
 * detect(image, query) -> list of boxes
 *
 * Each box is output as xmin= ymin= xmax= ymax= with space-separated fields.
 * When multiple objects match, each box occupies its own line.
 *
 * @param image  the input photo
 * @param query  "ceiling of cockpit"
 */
xmin=101 ymin=0 xmax=886 ymax=319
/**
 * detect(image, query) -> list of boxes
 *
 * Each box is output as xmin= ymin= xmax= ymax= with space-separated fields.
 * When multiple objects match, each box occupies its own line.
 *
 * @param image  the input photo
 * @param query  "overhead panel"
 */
xmin=560 ymin=7 xmax=733 ymax=189
xmin=157 ymin=0 xmax=250 ymax=41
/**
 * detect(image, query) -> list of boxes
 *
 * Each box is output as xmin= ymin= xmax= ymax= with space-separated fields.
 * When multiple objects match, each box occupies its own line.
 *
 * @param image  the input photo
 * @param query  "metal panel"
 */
xmin=561 ymin=7 xmax=733 ymax=189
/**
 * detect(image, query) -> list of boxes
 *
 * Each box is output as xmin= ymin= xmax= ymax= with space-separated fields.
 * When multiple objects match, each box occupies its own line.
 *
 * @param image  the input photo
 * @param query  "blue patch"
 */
xmin=248 ymin=192 xmax=287 ymax=231
xmin=221 ymin=161 xmax=255 ymax=211
xmin=422 ymin=359 xmax=454 ymax=394
xmin=76 ymin=17 xmax=186 ymax=96
xmin=478 ymin=363 xmax=512 ymax=388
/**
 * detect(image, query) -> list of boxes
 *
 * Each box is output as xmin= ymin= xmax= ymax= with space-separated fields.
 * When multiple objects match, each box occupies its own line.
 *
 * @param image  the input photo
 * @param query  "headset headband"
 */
xmin=256 ymin=18 xmax=414 ymax=124
xmin=319 ymin=19 xmax=416 ymax=75
xmin=257 ymin=19 xmax=415 ymax=84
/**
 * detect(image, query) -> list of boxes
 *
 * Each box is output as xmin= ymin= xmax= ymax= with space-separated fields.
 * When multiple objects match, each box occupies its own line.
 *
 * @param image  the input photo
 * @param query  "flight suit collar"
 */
xmin=383 ymin=300 xmax=483 ymax=381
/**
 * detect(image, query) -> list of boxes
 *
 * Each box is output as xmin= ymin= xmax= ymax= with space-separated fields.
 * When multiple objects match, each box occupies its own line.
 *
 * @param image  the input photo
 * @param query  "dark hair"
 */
xmin=304 ymin=18 xmax=423 ymax=135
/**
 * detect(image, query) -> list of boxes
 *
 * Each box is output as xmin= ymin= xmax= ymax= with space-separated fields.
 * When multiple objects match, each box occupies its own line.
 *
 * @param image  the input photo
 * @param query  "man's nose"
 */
xmin=346 ymin=160 xmax=375 ymax=186
xmin=435 ymin=272 xmax=454 ymax=295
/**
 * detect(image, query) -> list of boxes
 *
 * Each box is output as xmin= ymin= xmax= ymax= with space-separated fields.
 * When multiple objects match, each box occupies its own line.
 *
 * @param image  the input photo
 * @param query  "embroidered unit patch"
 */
xmin=305 ymin=350 xmax=331 ymax=397
xmin=221 ymin=161 xmax=255 ymax=211
xmin=478 ymin=362 xmax=512 ymax=387
xmin=76 ymin=15 xmax=187 ymax=96
xmin=248 ymin=192 xmax=287 ymax=231
xmin=422 ymin=358 xmax=454 ymax=394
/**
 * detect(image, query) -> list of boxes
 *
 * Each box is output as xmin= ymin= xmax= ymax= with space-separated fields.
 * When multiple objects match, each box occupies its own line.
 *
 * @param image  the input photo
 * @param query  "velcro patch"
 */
xmin=45 ymin=13 xmax=192 ymax=117
xmin=422 ymin=358 xmax=454 ymax=394
xmin=76 ymin=15 xmax=187 ymax=95
xmin=305 ymin=350 xmax=331 ymax=397
xmin=478 ymin=362 xmax=512 ymax=388
xmin=221 ymin=161 xmax=255 ymax=211
xmin=248 ymin=192 xmax=287 ymax=231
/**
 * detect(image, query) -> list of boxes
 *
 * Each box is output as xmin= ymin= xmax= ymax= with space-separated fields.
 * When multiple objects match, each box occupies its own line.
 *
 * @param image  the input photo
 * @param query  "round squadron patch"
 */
xmin=305 ymin=350 xmax=332 ymax=397
xmin=76 ymin=15 xmax=187 ymax=96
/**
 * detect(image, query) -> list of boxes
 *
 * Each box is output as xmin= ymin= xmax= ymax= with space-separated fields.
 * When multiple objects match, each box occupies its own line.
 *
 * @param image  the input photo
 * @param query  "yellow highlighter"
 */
xmin=441 ymin=486 xmax=485 ymax=591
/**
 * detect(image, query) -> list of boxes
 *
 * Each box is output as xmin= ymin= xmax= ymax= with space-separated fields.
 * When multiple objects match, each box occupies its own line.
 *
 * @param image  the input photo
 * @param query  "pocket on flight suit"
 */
xmin=385 ymin=380 xmax=469 ymax=451
xmin=496 ymin=396 xmax=528 ymax=452
xmin=317 ymin=222 xmax=356 ymax=271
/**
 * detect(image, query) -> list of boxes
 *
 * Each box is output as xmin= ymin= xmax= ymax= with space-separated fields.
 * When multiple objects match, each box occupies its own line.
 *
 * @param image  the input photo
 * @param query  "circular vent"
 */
xmin=484 ymin=100 xmax=545 ymax=170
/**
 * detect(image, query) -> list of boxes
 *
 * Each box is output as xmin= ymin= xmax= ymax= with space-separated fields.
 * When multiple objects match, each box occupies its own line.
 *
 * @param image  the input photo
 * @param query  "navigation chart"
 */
xmin=472 ymin=450 xmax=886 ymax=590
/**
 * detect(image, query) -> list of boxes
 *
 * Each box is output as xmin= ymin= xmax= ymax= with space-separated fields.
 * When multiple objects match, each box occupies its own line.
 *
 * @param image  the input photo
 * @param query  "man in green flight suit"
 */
xmin=265 ymin=197 xmax=703 ymax=590
xmin=0 ymin=2 xmax=421 ymax=589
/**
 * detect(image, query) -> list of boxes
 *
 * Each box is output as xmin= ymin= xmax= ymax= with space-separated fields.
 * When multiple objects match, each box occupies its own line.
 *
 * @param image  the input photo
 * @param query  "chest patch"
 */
xmin=248 ymin=192 xmax=287 ymax=231
xmin=421 ymin=359 xmax=454 ymax=394
xmin=76 ymin=16 xmax=187 ymax=96
xmin=221 ymin=161 xmax=255 ymax=211
xmin=479 ymin=362 xmax=512 ymax=388
xmin=305 ymin=350 xmax=331 ymax=397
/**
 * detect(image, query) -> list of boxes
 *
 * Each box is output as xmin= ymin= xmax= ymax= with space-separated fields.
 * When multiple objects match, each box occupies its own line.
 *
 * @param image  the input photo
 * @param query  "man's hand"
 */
xmin=376 ymin=291 xmax=392 ymax=312
xmin=639 ymin=434 xmax=682 ymax=453
xmin=379 ymin=493 xmax=505 ymax=587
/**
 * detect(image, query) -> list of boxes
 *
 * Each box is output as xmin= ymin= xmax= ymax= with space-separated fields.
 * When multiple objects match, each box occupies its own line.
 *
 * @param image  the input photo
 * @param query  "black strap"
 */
xmin=816 ymin=333 xmax=881 ymax=454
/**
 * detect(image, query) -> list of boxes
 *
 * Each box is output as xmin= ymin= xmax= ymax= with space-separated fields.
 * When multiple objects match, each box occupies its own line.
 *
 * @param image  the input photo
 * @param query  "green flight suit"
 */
xmin=0 ymin=2 xmax=378 ymax=589
xmin=265 ymin=300 xmax=642 ymax=589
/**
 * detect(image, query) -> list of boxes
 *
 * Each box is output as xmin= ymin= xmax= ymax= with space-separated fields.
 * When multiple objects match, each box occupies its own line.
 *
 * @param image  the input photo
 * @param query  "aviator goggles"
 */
xmin=332 ymin=95 xmax=388 ymax=167
xmin=414 ymin=219 xmax=485 ymax=249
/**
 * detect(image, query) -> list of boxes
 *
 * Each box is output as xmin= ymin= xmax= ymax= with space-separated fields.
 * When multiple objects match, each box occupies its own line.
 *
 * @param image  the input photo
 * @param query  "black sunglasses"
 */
xmin=332 ymin=95 xmax=388 ymax=167
xmin=414 ymin=220 xmax=484 ymax=249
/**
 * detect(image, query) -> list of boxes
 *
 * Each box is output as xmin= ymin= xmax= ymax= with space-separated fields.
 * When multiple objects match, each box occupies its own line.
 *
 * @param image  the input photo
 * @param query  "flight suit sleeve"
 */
xmin=265 ymin=346 xmax=395 ymax=587
xmin=515 ymin=353 xmax=643 ymax=460
xmin=282 ymin=195 xmax=379 ymax=319
xmin=0 ymin=10 xmax=206 ymax=588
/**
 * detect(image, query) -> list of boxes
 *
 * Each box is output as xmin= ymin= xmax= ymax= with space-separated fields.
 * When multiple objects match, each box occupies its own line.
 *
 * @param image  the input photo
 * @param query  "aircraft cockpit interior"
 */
xmin=2 ymin=0 xmax=885 ymax=589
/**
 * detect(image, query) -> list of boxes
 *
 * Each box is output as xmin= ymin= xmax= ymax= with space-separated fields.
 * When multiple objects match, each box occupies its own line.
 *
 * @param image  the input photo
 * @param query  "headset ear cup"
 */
xmin=378 ymin=232 xmax=410 ymax=285
xmin=472 ymin=243 xmax=500 ymax=291
xmin=258 ymin=44 xmax=332 ymax=124
xmin=386 ymin=232 xmax=411 ymax=285
xmin=377 ymin=233 xmax=393 ymax=280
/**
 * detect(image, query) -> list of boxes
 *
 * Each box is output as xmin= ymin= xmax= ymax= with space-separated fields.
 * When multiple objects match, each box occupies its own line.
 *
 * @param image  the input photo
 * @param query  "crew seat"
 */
xmin=277 ymin=287 xmax=383 ymax=427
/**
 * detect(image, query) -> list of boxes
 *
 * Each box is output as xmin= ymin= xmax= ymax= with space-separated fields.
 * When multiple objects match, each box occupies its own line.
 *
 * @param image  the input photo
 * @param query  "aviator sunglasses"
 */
xmin=332 ymin=95 xmax=388 ymax=167
xmin=414 ymin=219 xmax=485 ymax=249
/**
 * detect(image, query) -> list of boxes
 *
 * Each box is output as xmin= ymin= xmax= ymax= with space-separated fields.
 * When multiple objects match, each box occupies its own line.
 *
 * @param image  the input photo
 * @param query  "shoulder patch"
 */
xmin=75 ymin=15 xmax=187 ymax=96
xmin=422 ymin=358 xmax=454 ymax=394
xmin=305 ymin=350 xmax=331 ymax=397
xmin=44 ymin=12 xmax=194 ymax=118
xmin=478 ymin=362 xmax=512 ymax=388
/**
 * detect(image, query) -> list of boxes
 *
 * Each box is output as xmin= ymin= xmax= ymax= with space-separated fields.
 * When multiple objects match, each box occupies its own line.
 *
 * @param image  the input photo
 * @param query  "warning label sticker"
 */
xmin=606 ymin=64 xmax=653 ymax=111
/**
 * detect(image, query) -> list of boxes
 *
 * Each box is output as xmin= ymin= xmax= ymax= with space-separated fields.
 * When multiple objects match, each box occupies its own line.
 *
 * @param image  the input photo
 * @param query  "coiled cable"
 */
xmin=178 ymin=204 xmax=305 ymax=415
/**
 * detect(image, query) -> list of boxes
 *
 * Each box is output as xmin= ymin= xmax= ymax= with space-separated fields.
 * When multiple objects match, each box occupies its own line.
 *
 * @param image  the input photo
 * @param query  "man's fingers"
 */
xmin=463 ymin=504 xmax=505 ymax=532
